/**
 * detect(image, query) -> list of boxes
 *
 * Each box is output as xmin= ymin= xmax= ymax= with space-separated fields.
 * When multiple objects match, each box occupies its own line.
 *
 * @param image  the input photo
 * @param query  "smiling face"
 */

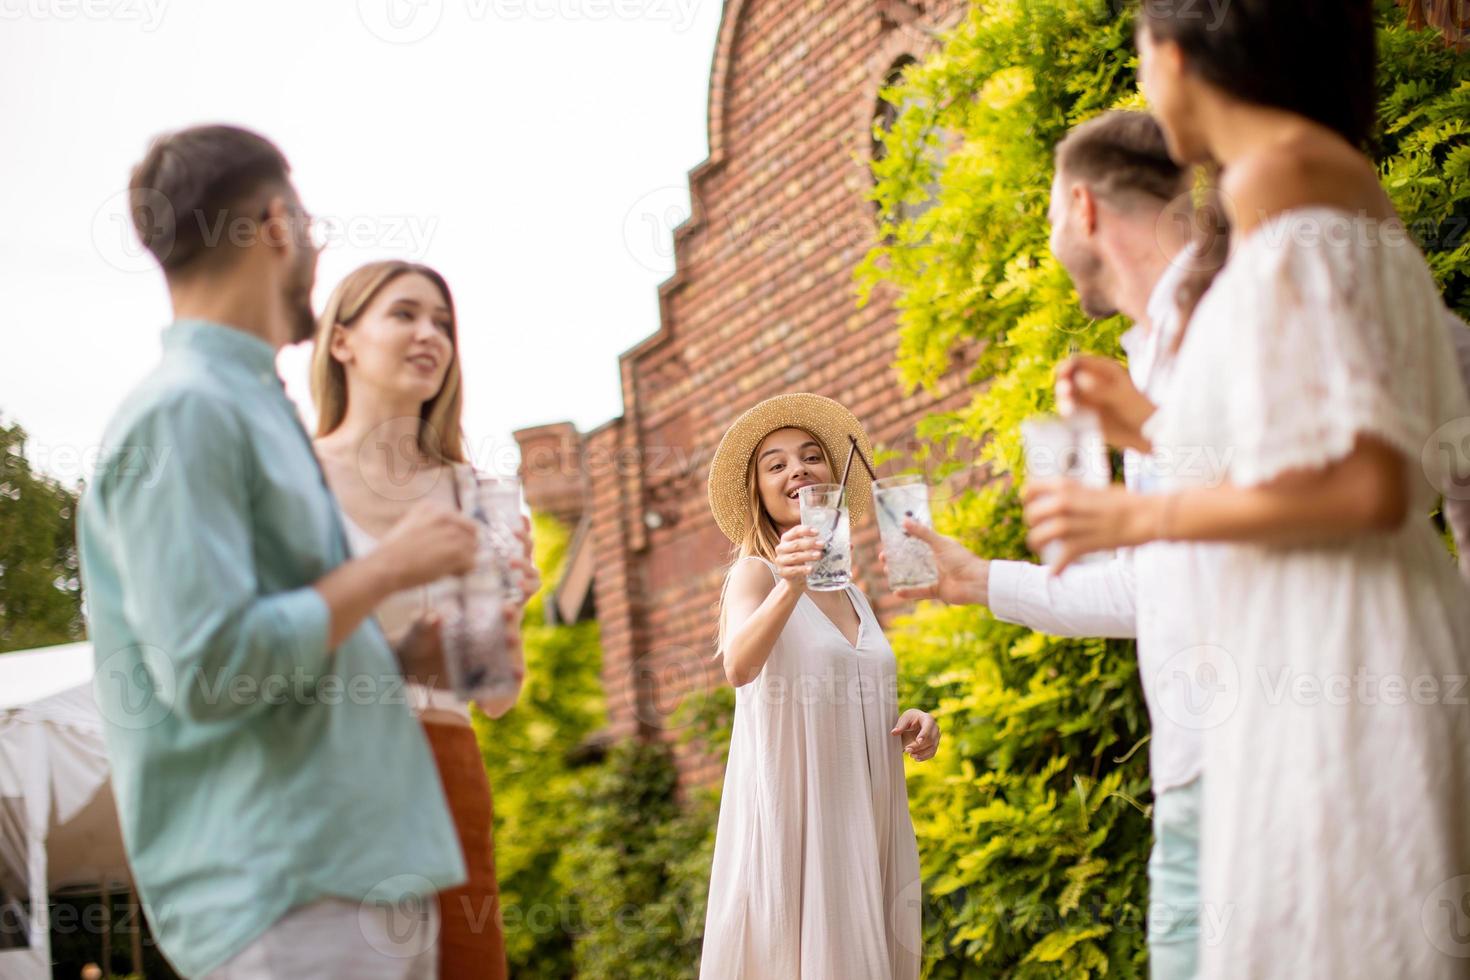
xmin=329 ymin=271 xmax=455 ymax=407
xmin=752 ymin=427 xmax=834 ymax=532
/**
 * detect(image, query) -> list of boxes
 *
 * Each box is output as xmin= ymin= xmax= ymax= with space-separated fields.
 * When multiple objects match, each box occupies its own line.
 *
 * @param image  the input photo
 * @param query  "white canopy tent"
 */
xmin=0 ymin=642 xmax=133 ymax=979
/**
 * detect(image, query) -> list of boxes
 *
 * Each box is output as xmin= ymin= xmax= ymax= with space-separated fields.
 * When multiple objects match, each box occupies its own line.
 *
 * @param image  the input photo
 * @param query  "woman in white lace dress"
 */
xmin=1023 ymin=2 xmax=1470 ymax=977
xmin=699 ymin=394 xmax=941 ymax=980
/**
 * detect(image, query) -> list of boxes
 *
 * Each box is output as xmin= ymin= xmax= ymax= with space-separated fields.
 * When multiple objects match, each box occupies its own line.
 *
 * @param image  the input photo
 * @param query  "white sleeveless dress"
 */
xmin=699 ymin=556 xmax=922 ymax=980
xmin=1142 ymin=208 xmax=1470 ymax=978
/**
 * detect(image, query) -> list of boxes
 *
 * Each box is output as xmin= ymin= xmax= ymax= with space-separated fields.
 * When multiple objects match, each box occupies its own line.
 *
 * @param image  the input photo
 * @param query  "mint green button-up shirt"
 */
xmin=77 ymin=319 xmax=466 ymax=978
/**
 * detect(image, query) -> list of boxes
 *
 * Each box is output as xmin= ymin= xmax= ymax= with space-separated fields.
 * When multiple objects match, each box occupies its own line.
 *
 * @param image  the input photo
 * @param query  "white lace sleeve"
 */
xmin=1149 ymin=216 xmax=1470 ymax=492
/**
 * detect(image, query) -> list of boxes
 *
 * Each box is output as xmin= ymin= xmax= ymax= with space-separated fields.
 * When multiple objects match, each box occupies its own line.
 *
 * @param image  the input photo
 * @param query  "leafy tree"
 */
xmin=0 ymin=414 xmax=84 ymax=654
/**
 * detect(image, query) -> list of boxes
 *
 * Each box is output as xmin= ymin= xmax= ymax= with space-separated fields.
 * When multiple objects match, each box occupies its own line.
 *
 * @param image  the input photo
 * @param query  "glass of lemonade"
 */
xmin=1020 ymin=410 xmax=1112 ymax=567
xmin=873 ymin=474 xmax=939 ymax=590
xmin=797 ymin=483 xmax=852 ymax=591
xmin=441 ymin=475 xmax=526 ymax=707
xmin=468 ymin=475 xmax=525 ymax=603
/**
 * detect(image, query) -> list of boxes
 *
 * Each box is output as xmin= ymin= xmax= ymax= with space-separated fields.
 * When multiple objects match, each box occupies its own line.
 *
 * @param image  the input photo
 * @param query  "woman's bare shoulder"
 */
xmin=728 ymin=555 xmax=778 ymax=592
xmin=1223 ymin=137 xmax=1391 ymax=236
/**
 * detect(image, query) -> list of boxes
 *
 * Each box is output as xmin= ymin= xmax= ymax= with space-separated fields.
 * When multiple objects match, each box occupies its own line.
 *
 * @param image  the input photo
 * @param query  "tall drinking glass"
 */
xmin=441 ymin=475 xmax=525 ymax=707
xmin=469 ymin=475 xmax=525 ymax=603
xmin=873 ymin=474 xmax=939 ymax=590
xmin=797 ymin=483 xmax=852 ymax=591
xmin=1020 ymin=410 xmax=1112 ymax=567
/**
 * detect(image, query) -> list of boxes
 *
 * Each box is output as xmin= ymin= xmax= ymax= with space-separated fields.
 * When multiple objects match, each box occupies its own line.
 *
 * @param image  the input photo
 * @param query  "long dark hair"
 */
xmin=1138 ymin=0 xmax=1379 ymax=148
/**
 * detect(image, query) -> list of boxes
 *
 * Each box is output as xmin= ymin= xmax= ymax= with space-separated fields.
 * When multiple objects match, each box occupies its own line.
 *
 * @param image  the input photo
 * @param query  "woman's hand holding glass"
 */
xmin=1021 ymin=481 xmax=1161 ymax=573
xmin=774 ymin=525 xmax=824 ymax=592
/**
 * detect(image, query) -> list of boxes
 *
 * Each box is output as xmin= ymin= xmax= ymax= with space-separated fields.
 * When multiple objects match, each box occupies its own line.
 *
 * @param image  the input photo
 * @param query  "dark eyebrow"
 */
xmin=388 ymin=297 xmax=451 ymax=315
xmin=758 ymin=441 xmax=820 ymax=462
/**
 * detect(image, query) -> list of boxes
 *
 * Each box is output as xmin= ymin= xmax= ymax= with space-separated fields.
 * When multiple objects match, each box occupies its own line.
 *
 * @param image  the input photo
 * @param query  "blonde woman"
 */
xmin=699 ymin=393 xmax=940 ymax=980
xmin=311 ymin=260 xmax=536 ymax=980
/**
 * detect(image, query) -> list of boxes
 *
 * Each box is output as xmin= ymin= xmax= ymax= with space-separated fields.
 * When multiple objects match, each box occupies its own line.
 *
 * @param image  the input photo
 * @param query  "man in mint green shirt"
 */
xmin=78 ymin=125 xmax=479 ymax=979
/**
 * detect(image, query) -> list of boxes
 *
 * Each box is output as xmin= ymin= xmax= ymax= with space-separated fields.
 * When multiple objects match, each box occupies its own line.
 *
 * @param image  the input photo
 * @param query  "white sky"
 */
xmin=0 ymin=0 xmax=722 ymax=486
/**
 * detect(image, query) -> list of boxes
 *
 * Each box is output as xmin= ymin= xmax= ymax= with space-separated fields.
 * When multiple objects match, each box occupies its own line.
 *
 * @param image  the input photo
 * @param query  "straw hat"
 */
xmin=707 ymin=392 xmax=874 ymax=544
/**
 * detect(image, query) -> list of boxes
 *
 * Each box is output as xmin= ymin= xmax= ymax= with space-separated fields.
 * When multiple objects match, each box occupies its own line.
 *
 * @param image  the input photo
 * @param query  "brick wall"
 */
xmin=517 ymin=0 xmax=991 ymax=788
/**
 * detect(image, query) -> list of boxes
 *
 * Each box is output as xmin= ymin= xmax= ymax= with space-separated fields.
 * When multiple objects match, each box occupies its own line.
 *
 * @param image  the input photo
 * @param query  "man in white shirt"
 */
xmin=887 ymin=110 xmax=1214 ymax=980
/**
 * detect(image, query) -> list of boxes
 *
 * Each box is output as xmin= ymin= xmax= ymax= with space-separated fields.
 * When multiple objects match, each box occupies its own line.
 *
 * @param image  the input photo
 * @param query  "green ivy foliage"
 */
xmin=856 ymin=1 xmax=1469 ymax=976
xmin=475 ymin=515 xmax=718 ymax=979
xmin=474 ymin=512 xmax=607 ymax=975
xmin=560 ymin=741 xmax=718 ymax=980
xmin=1377 ymin=0 xmax=1470 ymax=314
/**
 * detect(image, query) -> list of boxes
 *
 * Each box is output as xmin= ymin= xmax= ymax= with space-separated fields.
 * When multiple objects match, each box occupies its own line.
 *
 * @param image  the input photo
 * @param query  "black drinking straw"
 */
xmin=827 ymin=435 xmax=884 ymax=536
xmin=848 ymin=434 xmax=879 ymax=481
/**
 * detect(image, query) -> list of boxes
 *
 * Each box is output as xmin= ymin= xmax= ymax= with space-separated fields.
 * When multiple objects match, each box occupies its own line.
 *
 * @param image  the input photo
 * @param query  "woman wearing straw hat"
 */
xmin=699 ymin=393 xmax=939 ymax=980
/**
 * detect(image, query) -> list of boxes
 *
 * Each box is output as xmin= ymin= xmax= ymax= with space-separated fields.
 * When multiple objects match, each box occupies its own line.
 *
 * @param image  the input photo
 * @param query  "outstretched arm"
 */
xmin=1024 ymin=435 xmax=1408 ymax=572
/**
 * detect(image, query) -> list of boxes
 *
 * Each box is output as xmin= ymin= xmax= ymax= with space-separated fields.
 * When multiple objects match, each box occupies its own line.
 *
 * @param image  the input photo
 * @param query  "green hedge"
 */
xmin=856 ymin=0 xmax=1470 ymax=976
xmin=475 ymin=516 xmax=717 ymax=979
xmin=475 ymin=512 xmax=606 ymax=975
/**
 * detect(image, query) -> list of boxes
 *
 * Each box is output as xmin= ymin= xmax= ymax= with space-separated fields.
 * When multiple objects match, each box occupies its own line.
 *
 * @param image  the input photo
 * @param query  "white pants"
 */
xmin=204 ymin=897 xmax=440 ymax=980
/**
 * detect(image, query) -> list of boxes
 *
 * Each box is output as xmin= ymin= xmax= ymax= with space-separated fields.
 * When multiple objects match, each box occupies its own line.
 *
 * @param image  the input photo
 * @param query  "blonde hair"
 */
xmin=714 ymin=428 xmax=836 ymax=655
xmin=310 ymin=260 xmax=468 ymax=464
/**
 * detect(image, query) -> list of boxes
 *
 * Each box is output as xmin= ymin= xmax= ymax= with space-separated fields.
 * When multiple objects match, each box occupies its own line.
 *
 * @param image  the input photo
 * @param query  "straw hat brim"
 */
xmin=707 ymin=393 xmax=874 ymax=544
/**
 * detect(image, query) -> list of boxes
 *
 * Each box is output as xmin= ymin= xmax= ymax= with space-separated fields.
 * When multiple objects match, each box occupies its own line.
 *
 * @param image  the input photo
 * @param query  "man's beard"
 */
xmin=287 ymin=289 xmax=315 ymax=344
xmin=284 ymin=258 xmax=316 ymax=344
xmin=1067 ymin=248 xmax=1117 ymax=320
xmin=1077 ymin=285 xmax=1118 ymax=320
